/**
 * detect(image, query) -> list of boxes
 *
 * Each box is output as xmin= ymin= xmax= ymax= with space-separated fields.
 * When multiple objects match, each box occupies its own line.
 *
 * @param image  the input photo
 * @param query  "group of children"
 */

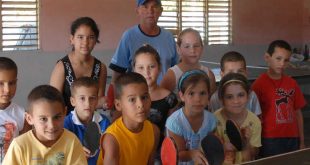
xmin=0 ymin=16 xmax=307 ymax=165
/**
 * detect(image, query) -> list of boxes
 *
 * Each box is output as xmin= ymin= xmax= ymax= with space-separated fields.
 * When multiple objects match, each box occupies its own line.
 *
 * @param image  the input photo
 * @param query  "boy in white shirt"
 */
xmin=0 ymin=57 xmax=31 ymax=163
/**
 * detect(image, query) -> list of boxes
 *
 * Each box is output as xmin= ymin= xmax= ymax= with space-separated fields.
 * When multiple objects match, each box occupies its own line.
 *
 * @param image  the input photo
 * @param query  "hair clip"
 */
xmin=178 ymin=69 xmax=206 ymax=91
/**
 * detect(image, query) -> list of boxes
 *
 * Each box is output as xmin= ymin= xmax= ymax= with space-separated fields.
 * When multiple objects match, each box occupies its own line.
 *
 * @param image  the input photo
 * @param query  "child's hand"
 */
xmin=223 ymin=142 xmax=236 ymax=164
xmin=223 ymin=151 xmax=235 ymax=165
xmin=98 ymin=96 xmax=108 ymax=110
xmin=241 ymin=126 xmax=251 ymax=143
xmin=223 ymin=142 xmax=236 ymax=152
xmin=83 ymin=147 xmax=91 ymax=158
xmin=190 ymin=149 xmax=209 ymax=165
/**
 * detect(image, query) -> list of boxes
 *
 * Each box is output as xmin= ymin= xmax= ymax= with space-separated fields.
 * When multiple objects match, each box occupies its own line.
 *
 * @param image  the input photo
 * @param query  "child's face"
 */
xmin=0 ymin=70 xmax=17 ymax=109
xmin=265 ymin=47 xmax=291 ymax=77
xmin=221 ymin=61 xmax=247 ymax=77
xmin=115 ymin=83 xmax=151 ymax=124
xmin=26 ymin=100 xmax=66 ymax=147
xmin=179 ymin=81 xmax=209 ymax=114
xmin=133 ymin=53 xmax=160 ymax=86
xmin=222 ymin=83 xmax=248 ymax=115
xmin=70 ymin=86 xmax=98 ymax=124
xmin=70 ymin=24 xmax=96 ymax=55
xmin=177 ymin=32 xmax=203 ymax=64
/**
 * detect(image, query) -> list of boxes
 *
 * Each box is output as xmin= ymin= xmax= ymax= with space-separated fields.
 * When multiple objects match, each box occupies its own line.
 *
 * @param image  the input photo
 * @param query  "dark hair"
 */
xmin=114 ymin=72 xmax=148 ymax=99
xmin=0 ymin=57 xmax=18 ymax=75
xmin=70 ymin=77 xmax=99 ymax=96
xmin=71 ymin=17 xmax=100 ymax=43
xmin=178 ymin=69 xmax=210 ymax=95
xmin=132 ymin=44 xmax=161 ymax=70
xmin=27 ymin=85 xmax=65 ymax=112
xmin=218 ymin=72 xmax=250 ymax=100
xmin=267 ymin=40 xmax=292 ymax=56
xmin=177 ymin=28 xmax=203 ymax=47
xmin=220 ymin=51 xmax=246 ymax=71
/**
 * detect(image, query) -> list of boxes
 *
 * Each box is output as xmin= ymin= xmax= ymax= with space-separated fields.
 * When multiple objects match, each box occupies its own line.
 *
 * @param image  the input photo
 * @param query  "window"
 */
xmin=158 ymin=0 xmax=231 ymax=45
xmin=1 ymin=0 xmax=39 ymax=51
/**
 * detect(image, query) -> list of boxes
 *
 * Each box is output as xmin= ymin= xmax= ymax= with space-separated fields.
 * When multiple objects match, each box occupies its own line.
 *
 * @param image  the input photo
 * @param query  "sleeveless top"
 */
xmin=150 ymin=92 xmax=178 ymax=133
xmin=150 ymin=92 xmax=178 ymax=153
xmin=104 ymin=118 xmax=154 ymax=165
xmin=60 ymin=55 xmax=101 ymax=113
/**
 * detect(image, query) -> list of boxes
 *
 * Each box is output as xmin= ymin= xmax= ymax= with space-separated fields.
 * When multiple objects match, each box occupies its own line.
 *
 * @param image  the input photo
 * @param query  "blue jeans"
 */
xmin=260 ymin=137 xmax=300 ymax=158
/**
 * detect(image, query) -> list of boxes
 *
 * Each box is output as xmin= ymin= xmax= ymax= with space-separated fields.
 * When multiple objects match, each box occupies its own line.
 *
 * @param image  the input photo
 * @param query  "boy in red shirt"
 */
xmin=252 ymin=40 xmax=307 ymax=157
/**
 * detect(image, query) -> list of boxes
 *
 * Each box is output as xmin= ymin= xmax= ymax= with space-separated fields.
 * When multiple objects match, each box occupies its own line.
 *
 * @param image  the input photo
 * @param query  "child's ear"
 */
xmin=69 ymin=35 xmax=74 ymax=45
xmin=70 ymin=97 xmax=76 ymax=107
xmin=244 ymin=69 xmax=249 ymax=77
xmin=264 ymin=53 xmax=270 ymax=63
xmin=220 ymin=70 xmax=225 ymax=78
xmin=135 ymin=6 xmax=140 ymax=15
xmin=114 ymin=99 xmax=122 ymax=112
xmin=176 ymin=45 xmax=181 ymax=55
xmin=64 ymin=106 xmax=67 ymax=115
xmin=178 ymin=91 xmax=185 ymax=102
xmin=25 ymin=112 xmax=33 ymax=125
xmin=219 ymin=98 xmax=224 ymax=106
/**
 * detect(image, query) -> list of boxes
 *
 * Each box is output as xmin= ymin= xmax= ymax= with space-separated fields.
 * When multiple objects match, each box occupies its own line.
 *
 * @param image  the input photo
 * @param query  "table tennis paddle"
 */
xmin=226 ymin=119 xmax=243 ymax=151
xmin=161 ymin=136 xmax=178 ymax=165
xmin=201 ymin=134 xmax=224 ymax=165
xmin=83 ymin=121 xmax=101 ymax=156
xmin=106 ymin=84 xmax=114 ymax=110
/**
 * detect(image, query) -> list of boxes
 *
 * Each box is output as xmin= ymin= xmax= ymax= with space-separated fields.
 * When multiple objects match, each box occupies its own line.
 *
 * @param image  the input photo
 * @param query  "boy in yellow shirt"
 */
xmin=100 ymin=72 xmax=159 ymax=165
xmin=3 ymin=85 xmax=87 ymax=165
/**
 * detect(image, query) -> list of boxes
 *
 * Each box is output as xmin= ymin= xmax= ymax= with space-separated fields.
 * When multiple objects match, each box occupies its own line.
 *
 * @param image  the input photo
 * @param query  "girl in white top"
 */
xmin=160 ymin=28 xmax=216 ymax=94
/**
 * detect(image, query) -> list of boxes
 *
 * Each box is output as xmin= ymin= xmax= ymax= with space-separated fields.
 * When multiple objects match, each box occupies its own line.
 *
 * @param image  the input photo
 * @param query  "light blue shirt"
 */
xmin=110 ymin=25 xmax=178 ymax=83
xmin=166 ymin=108 xmax=217 ymax=165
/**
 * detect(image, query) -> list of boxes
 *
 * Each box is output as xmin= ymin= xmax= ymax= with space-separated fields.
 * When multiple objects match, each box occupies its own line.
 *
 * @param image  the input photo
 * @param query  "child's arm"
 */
xmin=167 ymin=130 xmax=208 ymax=165
xmin=102 ymin=133 xmax=119 ymax=165
xmin=97 ymin=63 xmax=108 ymax=109
xmin=148 ymin=124 xmax=160 ymax=165
xmin=223 ymin=141 xmax=237 ymax=164
xmin=241 ymin=146 xmax=259 ymax=162
xmin=240 ymin=126 xmax=259 ymax=161
xmin=160 ymin=69 xmax=176 ymax=92
xmin=296 ymin=109 xmax=305 ymax=149
xmin=98 ymin=63 xmax=107 ymax=97
xmin=50 ymin=61 xmax=65 ymax=92
xmin=240 ymin=140 xmax=259 ymax=162
xmin=82 ymin=147 xmax=92 ymax=158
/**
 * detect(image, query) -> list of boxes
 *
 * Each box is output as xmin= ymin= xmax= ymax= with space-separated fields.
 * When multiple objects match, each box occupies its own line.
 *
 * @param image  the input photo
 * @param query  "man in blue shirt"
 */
xmin=109 ymin=0 xmax=178 ymax=84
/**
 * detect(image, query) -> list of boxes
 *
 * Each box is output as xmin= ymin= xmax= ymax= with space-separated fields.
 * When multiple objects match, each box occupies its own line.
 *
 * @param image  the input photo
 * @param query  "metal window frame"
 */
xmin=0 ymin=0 xmax=39 ymax=51
xmin=159 ymin=0 xmax=231 ymax=45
